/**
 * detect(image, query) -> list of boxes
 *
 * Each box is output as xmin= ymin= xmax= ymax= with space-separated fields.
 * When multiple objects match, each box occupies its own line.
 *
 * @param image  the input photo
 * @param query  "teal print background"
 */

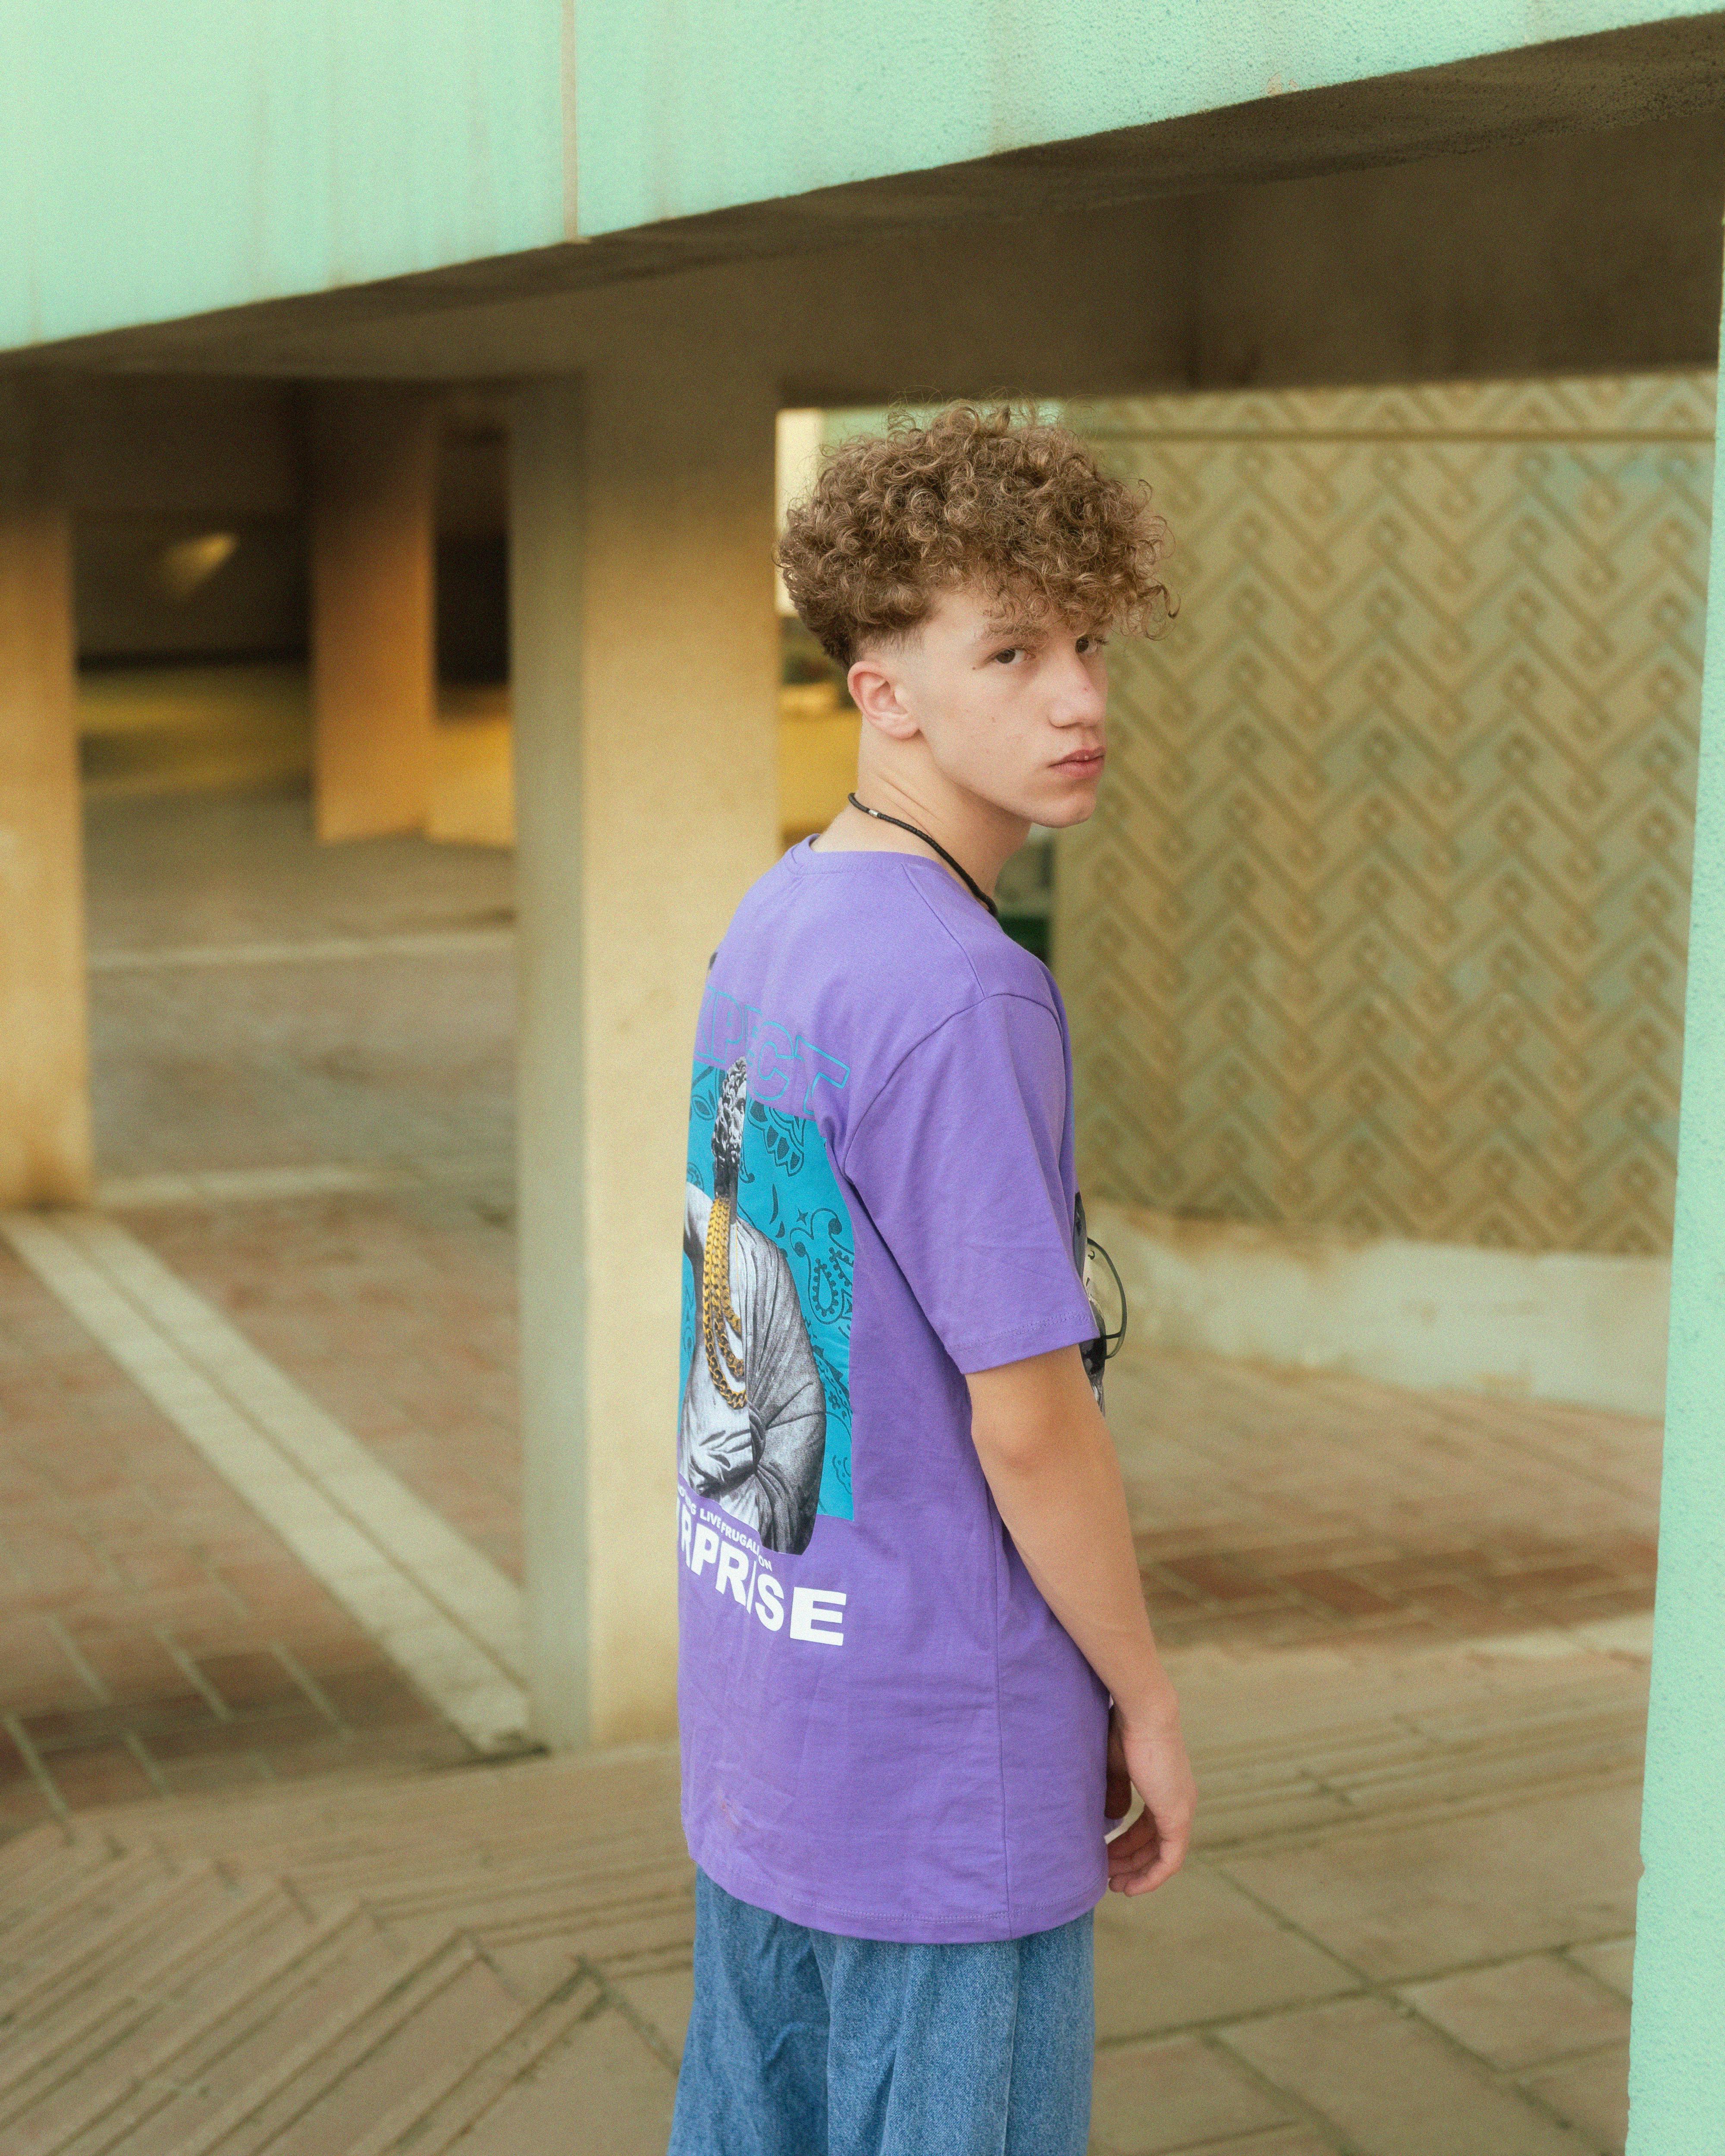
xmin=681 ymin=1061 xmax=855 ymax=1520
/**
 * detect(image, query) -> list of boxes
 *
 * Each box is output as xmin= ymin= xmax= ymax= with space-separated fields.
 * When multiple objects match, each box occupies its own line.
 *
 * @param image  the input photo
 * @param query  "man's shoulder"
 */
xmin=710 ymin=849 xmax=1064 ymax=1078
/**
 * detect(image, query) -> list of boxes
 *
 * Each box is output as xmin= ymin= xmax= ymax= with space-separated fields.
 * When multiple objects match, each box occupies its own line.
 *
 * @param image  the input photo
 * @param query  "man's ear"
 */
xmin=847 ymin=647 xmax=920 ymax=741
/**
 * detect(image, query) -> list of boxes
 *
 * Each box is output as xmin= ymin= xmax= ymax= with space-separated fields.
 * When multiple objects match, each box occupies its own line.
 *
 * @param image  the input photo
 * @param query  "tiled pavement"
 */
xmin=82 ymin=786 xmax=516 ymax=962
xmin=1108 ymin=1352 xmax=1659 ymax=1655
xmin=115 ymin=1185 xmax=522 ymax=1585
xmin=93 ymin=1188 xmax=1666 ymax=1665
xmin=0 ymin=1236 xmax=472 ymax=1841
xmin=85 ymin=787 xmax=514 ymax=1183
xmin=0 ymin=1173 xmax=1660 ymax=1830
xmin=1 ymin=790 xmax=520 ymax=1830
xmin=0 ymin=785 xmax=1660 ymax=2149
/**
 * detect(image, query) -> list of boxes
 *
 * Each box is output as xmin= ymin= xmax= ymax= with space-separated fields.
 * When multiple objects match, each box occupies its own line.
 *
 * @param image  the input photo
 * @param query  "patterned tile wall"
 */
xmin=1057 ymin=376 xmax=1712 ymax=1255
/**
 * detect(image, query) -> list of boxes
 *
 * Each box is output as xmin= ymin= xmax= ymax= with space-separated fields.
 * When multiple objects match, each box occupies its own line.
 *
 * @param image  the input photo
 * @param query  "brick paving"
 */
xmin=1108 ymin=1351 xmax=1660 ymax=1655
xmin=0 ymin=1182 xmax=1659 ymax=1839
xmin=118 ymin=1184 xmax=522 ymax=1583
xmin=0 ymin=1239 xmax=475 ymax=1840
xmin=92 ymin=1190 xmax=1665 ymax=1673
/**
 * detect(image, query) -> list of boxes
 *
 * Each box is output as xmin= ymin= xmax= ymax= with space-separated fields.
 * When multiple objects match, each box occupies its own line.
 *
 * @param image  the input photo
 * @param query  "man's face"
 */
xmin=850 ymin=584 xmax=1110 ymax=829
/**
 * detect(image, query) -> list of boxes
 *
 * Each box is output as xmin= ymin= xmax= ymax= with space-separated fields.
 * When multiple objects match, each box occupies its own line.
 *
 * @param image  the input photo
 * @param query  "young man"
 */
xmin=669 ymin=405 xmax=1194 ymax=2156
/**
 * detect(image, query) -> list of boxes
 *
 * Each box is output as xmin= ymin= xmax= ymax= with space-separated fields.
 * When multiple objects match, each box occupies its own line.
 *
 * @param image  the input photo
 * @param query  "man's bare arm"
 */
xmin=967 ymin=1344 xmax=1195 ymax=1894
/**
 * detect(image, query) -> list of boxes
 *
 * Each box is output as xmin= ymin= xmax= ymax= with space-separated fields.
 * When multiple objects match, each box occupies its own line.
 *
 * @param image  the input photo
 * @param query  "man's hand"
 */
xmin=1104 ymin=1702 xmax=1195 ymax=1895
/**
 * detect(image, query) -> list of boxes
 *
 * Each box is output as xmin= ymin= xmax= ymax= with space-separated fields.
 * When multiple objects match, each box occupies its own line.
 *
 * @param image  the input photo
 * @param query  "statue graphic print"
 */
xmin=680 ymin=1058 xmax=829 ymax=1554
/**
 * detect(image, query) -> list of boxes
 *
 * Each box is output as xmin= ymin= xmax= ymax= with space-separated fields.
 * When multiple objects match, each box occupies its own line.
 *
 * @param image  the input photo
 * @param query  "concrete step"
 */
xmin=1189 ymin=1671 xmax=1648 ymax=1849
xmin=0 ymin=1871 xmax=270 ymax=2075
xmin=1194 ymin=1702 xmax=1647 ymax=1806
xmin=0 ymin=1753 xmax=697 ymax=2154
xmin=3 ymin=1863 xmax=689 ymax=2156
xmin=441 ymin=2002 xmax=677 ymax=2156
xmin=47 ymin=1905 xmax=412 ymax=2156
xmin=100 ymin=1749 xmax=678 ymax=1865
xmin=1189 ymin=1671 xmax=1647 ymax=1768
xmin=0 ymin=1888 xmax=313 ymax=2152
xmin=337 ymin=1970 xmax=608 ymax=2156
xmin=0 ymin=1857 xmax=201 ymax=2016
xmin=266 ymin=1814 xmax=684 ymax=1898
xmin=326 ymin=1850 xmax=693 ymax=1929
xmin=0 ymin=1847 xmax=160 ymax=1959
xmin=0 ymin=1660 xmax=1650 ymax=2151
xmin=194 ymin=1936 xmax=526 ymax=2156
xmin=0 ymin=1824 xmax=108 ymax=1919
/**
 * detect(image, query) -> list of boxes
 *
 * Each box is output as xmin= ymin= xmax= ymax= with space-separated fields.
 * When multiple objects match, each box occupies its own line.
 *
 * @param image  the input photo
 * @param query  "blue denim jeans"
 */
xmin=666 ymin=1871 xmax=1095 ymax=2156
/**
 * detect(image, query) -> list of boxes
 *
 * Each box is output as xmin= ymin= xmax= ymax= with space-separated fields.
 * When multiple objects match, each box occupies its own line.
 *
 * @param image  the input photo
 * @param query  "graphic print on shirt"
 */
xmin=680 ymin=1053 xmax=854 ymax=1553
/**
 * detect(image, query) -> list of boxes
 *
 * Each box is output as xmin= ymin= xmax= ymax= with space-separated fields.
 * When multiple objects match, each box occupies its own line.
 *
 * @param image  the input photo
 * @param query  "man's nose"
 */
xmin=1050 ymin=649 xmax=1106 ymax=723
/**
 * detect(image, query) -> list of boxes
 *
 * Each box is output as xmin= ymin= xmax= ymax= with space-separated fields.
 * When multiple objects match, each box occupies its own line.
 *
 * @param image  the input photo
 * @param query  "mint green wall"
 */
xmin=571 ymin=0 xmax=1714 ymax=234
xmin=0 ymin=0 xmax=566 ymax=351
xmin=0 ymin=0 xmax=1716 ymax=353
xmin=1627 ymin=283 xmax=1725 ymax=2153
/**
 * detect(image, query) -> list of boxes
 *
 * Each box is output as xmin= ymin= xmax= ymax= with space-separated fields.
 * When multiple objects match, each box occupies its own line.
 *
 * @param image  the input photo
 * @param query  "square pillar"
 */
xmin=0 ymin=381 xmax=90 ymax=1207
xmin=309 ymin=386 xmax=437 ymax=842
xmin=511 ymin=360 xmax=780 ymax=1746
xmin=1626 ymin=272 xmax=1725 ymax=2141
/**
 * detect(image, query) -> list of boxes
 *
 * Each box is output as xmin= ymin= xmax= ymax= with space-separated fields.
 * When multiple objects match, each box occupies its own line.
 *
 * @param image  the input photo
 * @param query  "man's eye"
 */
xmin=1078 ymin=634 xmax=1108 ymax=654
xmin=992 ymin=647 xmax=1023 ymax=665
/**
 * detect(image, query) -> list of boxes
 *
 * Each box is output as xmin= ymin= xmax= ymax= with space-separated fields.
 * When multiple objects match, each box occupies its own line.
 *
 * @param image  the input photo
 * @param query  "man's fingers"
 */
xmin=1105 ymin=1801 xmax=1192 ymax=1894
xmin=1118 ymin=1843 xmax=1186 ymax=1895
xmin=1105 ymin=1808 xmax=1159 ymax=1876
xmin=1114 ymin=1812 xmax=1191 ymax=1894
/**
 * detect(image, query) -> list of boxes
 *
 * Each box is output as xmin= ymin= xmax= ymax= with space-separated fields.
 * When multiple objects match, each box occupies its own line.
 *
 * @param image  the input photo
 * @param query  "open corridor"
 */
xmin=0 ymin=788 xmax=1655 ymax=2153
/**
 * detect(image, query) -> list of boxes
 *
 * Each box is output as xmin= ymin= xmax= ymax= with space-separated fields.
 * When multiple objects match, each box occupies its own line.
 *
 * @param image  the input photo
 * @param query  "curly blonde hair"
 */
xmin=777 ymin=404 xmax=1175 ymax=667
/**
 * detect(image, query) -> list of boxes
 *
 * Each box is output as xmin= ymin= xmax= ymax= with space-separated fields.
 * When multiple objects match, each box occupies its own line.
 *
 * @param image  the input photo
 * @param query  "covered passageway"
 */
xmin=3 ymin=6 xmax=1725 ymax=2145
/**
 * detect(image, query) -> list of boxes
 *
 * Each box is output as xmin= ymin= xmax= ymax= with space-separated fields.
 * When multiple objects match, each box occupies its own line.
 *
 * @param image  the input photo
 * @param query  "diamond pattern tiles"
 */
xmin=1057 ymin=375 xmax=1713 ymax=1255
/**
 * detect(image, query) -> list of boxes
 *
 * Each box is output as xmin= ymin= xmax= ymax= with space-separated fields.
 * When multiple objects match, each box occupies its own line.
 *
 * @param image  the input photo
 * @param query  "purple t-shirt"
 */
xmin=675 ymin=838 xmax=1109 ymax=1944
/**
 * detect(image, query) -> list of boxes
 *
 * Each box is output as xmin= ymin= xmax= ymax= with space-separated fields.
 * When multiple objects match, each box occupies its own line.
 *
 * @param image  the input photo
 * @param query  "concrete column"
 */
xmin=511 ymin=359 xmax=780 ymax=1746
xmin=309 ymin=387 xmax=437 ymax=842
xmin=1626 ymin=270 xmax=1725 ymax=2142
xmin=0 ymin=381 xmax=90 ymax=1208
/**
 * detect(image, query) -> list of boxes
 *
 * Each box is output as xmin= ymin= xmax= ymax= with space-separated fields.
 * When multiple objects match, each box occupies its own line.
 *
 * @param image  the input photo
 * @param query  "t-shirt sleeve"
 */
xmin=841 ymin=991 xmax=1098 ymax=1374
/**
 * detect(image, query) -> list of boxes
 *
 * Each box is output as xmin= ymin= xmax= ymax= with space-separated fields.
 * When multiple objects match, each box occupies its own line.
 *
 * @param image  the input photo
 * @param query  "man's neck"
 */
xmin=815 ymin=772 xmax=1029 ymax=901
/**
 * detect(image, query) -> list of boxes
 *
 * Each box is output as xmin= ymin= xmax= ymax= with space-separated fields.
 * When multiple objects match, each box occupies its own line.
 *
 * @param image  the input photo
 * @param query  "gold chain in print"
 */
xmin=702 ymin=1191 xmax=748 ymax=1407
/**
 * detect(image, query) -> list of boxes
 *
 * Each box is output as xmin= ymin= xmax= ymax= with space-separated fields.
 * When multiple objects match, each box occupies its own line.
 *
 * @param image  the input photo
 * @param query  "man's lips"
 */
xmin=1052 ymin=746 xmax=1106 ymax=772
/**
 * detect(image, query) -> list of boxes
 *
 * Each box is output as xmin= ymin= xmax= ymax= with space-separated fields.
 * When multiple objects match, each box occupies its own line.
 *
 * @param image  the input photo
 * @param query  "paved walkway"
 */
xmin=1112 ymin=1352 xmax=1658 ymax=1655
xmin=0 ymin=785 xmax=1659 ymax=2151
xmin=0 ymin=791 xmax=518 ymax=1836
xmin=0 ymin=1631 xmax=1646 ymax=2153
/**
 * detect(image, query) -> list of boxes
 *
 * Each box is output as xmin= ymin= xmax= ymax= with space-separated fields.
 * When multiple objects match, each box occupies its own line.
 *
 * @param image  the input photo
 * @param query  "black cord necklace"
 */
xmin=846 ymin=794 xmax=999 ymax=918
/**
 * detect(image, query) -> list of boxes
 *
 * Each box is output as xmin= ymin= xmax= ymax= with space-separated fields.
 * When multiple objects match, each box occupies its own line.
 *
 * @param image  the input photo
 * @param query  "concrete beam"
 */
xmin=35 ymin=110 xmax=1722 ymax=403
xmin=511 ymin=360 xmax=779 ymax=1746
xmin=309 ymin=386 xmax=436 ymax=843
xmin=6 ymin=8 xmax=1723 ymax=363
xmin=0 ymin=382 xmax=90 ymax=1206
